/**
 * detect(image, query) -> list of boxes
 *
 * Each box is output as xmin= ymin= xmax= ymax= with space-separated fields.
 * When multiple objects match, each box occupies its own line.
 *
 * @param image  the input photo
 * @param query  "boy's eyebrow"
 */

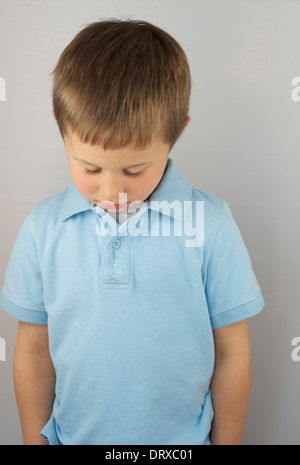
xmin=72 ymin=156 xmax=153 ymax=169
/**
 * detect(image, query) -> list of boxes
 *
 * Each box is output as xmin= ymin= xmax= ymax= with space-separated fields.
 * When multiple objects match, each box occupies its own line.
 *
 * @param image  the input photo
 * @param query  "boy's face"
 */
xmin=63 ymin=130 xmax=171 ymax=212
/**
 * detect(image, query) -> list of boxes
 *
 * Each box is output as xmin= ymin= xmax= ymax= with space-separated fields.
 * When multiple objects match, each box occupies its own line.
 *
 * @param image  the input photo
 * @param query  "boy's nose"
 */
xmin=98 ymin=171 xmax=128 ymax=201
xmin=100 ymin=182 xmax=126 ymax=203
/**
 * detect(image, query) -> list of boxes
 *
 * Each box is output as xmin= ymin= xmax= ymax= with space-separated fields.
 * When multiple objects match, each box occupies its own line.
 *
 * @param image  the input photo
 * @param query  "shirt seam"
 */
xmin=210 ymin=289 xmax=262 ymax=318
xmin=202 ymin=199 xmax=226 ymax=286
xmin=1 ymin=290 xmax=46 ymax=313
xmin=33 ymin=206 xmax=42 ymax=271
xmin=33 ymin=205 xmax=47 ymax=295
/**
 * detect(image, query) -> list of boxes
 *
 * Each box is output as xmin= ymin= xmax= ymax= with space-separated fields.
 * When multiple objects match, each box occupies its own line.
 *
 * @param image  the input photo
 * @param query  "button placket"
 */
xmin=102 ymin=235 xmax=131 ymax=289
xmin=113 ymin=239 xmax=121 ymax=249
xmin=94 ymin=203 xmax=148 ymax=290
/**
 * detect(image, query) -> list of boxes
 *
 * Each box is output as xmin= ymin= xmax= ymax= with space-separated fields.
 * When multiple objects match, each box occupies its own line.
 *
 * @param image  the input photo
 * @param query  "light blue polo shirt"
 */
xmin=0 ymin=157 xmax=265 ymax=445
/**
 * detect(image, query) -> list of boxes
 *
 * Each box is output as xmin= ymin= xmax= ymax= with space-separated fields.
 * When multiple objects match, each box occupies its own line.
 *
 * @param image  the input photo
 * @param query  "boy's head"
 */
xmin=51 ymin=19 xmax=191 ymax=210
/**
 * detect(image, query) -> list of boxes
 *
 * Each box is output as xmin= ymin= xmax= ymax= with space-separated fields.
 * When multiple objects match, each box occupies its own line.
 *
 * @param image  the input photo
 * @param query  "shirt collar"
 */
xmin=60 ymin=181 xmax=93 ymax=222
xmin=148 ymin=157 xmax=193 ymax=222
xmin=60 ymin=157 xmax=193 ymax=223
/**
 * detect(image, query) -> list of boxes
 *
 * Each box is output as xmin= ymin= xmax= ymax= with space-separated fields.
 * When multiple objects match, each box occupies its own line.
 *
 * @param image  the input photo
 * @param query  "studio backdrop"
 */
xmin=0 ymin=0 xmax=299 ymax=445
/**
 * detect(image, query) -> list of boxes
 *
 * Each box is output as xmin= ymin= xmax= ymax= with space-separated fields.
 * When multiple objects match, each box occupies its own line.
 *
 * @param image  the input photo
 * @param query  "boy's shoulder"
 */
xmin=39 ymin=185 xmax=69 ymax=206
xmin=189 ymin=185 xmax=233 ymax=251
xmin=34 ymin=185 xmax=70 ymax=220
xmin=24 ymin=184 xmax=75 ymax=235
xmin=191 ymin=185 xmax=227 ymax=222
xmin=31 ymin=182 xmax=91 ymax=226
xmin=191 ymin=185 xmax=225 ymax=208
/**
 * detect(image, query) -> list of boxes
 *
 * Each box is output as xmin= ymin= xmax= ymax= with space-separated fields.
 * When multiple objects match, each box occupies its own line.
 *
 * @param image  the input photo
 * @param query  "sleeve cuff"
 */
xmin=0 ymin=292 xmax=48 ymax=325
xmin=210 ymin=290 xmax=265 ymax=330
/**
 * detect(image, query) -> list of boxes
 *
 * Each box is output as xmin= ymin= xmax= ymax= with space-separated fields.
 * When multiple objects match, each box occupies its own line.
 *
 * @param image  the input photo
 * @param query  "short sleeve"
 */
xmin=0 ymin=207 xmax=47 ymax=324
xmin=204 ymin=201 xmax=265 ymax=330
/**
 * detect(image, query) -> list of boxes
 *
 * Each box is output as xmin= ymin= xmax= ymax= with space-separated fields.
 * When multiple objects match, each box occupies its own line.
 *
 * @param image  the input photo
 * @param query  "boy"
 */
xmin=0 ymin=19 xmax=265 ymax=445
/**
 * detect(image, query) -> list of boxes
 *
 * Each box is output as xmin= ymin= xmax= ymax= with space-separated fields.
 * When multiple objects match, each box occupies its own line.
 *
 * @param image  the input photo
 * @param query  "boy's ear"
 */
xmin=52 ymin=109 xmax=56 ymax=120
xmin=185 ymin=116 xmax=191 ymax=128
xmin=179 ymin=116 xmax=191 ymax=136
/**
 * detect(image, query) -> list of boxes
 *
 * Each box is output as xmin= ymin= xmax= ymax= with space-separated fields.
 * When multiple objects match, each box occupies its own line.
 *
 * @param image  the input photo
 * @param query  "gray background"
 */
xmin=0 ymin=0 xmax=299 ymax=445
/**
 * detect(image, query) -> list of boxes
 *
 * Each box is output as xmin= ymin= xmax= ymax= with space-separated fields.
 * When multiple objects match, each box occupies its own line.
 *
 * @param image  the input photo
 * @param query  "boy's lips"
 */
xmin=96 ymin=201 xmax=128 ymax=210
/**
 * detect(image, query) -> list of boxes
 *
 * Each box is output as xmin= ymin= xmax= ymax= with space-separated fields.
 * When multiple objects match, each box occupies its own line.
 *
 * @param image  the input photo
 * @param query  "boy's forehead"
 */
xmin=64 ymin=130 xmax=169 ymax=167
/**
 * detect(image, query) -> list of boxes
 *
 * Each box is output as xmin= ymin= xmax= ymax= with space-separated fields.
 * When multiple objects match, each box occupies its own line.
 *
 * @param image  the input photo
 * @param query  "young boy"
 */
xmin=0 ymin=19 xmax=264 ymax=445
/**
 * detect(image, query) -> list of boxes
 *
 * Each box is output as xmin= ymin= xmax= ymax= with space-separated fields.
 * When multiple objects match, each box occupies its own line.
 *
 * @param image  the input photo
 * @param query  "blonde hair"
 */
xmin=51 ymin=19 xmax=191 ymax=150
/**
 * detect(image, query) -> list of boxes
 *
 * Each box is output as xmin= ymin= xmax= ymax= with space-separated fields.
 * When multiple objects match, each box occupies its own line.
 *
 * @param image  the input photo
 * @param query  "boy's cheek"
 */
xmin=73 ymin=175 xmax=98 ymax=200
xmin=139 ymin=175 xmax=165 ymax=199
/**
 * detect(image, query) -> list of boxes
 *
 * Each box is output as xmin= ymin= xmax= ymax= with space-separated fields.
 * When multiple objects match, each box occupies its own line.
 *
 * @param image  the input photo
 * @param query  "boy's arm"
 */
xmin=210 ymin=319 xmax=252 ymax=445
xmin=13 ymin=321 xmax=56 ymax=445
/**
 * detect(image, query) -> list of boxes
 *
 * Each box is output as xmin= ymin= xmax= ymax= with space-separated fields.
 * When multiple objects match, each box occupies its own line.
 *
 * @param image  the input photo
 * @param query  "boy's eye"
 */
xmin=83 ymin=168 xmax=101 ymax=175
xmin=83 ymin=168 xmax=144 ymax=177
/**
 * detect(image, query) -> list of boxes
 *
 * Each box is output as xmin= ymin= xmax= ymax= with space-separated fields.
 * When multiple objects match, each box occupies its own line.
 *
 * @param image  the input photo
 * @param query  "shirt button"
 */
xmin=113 ymin=239 xmax=121 ymax=249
